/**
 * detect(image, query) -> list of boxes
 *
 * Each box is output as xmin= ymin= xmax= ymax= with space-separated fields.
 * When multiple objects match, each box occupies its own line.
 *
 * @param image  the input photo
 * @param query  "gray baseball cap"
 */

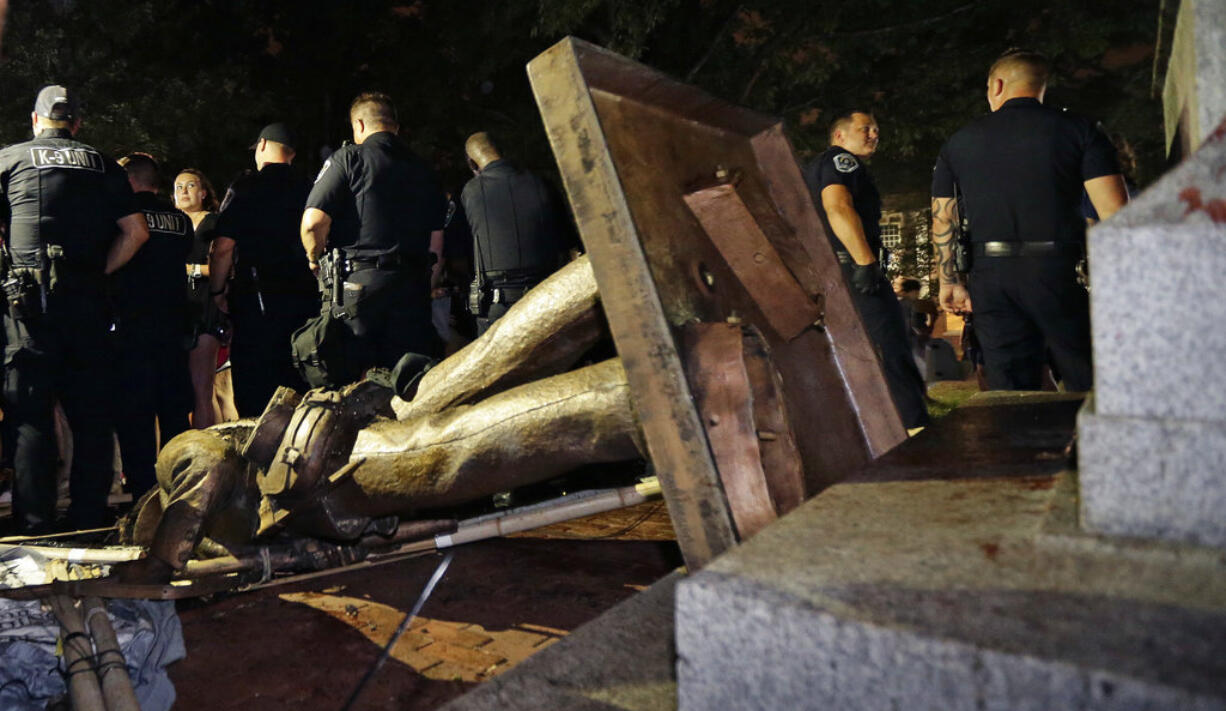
xmin=34 ymin=85 xmax=78 ymax=121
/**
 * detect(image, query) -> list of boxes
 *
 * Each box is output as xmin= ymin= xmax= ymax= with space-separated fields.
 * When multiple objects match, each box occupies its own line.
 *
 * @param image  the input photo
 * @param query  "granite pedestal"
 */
xmin=1079 ymin=106 xmax=1226 ymax=547
xmin=1163 ymin=0 xmax=1226 ymax=158
xmin=677 ymin=394 xmax=1226 ymax=710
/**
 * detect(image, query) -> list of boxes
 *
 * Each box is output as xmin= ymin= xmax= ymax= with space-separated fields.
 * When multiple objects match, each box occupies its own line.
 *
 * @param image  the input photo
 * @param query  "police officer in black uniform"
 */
xmin=114 ymin=153 xmax=192 ymax=500
xmin=461 ymin=131 xmax=573 ymax=335
xmin=0 ymin=86 xmax=150 ymax=533
xmin=931 ymin=50 xmax=1128 ymax=391
xmin=301 ymin=92 xmax=446 ymax=385
xmin=804 ymin=110 xmax=930 ymax=431
xmin=209 ymin=123 xmax=317 ymax=416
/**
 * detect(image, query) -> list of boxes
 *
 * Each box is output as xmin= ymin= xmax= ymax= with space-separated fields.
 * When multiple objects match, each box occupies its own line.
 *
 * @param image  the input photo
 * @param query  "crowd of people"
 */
xmin=1 ymin=48 xmax=1131 ymax=536
xmin=0 ymin=88 xmax=572 ymax=535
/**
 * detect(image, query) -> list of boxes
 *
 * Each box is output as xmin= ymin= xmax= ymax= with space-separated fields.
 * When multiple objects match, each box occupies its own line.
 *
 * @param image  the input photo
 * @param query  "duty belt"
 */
xmin=481 ymin=267 xmax=551 ymax=285
xmin=973 ymin=241 xmax=1083 ymax=258
xmin=344 ymin=252 xmax=424 ymax=272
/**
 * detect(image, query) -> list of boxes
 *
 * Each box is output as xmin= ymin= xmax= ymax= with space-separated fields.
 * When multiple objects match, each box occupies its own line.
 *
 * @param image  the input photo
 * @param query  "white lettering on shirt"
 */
xmin=29 ymin=146 xmax=105 ymax=173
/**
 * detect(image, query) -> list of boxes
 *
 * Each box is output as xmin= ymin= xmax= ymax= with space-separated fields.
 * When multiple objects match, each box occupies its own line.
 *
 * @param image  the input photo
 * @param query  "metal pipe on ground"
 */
xmin=47 ymin=595 xmax=107 ymax=711
xmin=6 ymin=481 xmax=659 ymax=592
xmin=399 ymin=479 xmax=662 ymax=554
xmin=82 ymin=597 xmax=140 ymax=711
xmin=182 ymin=480 xmax=658 ymax=578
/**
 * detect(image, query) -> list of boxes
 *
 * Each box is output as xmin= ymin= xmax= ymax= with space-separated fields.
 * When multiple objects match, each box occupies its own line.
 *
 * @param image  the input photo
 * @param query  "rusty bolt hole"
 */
xmin=693 ymin=261 xmax=716 ymax=296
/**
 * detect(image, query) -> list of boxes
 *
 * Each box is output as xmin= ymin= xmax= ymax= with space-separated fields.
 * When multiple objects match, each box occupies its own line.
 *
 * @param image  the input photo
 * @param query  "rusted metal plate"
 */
xmin=528 ymin=37 xmax=906 ymax=568
xmin=682 ymin=183 xmax=820 ymax=341
xmin=681 ymin=323 xmax=808 ymax=539
xmin=741 ymin=330 xmax=805 ymax=514
xmin=682 ymin=323 xmax=778 ymax=540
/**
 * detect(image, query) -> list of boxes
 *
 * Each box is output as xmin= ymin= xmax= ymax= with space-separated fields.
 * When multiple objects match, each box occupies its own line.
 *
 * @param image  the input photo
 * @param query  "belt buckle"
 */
xmin=982 ymin=242 xmax=1014 ymax=258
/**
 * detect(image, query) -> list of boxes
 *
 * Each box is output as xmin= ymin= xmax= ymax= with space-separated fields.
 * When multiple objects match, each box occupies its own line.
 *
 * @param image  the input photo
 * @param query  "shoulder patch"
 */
xmin=219 ymin=187 xmax=236 ymax=213
xmin=314 ymin=158 xmax=332 ymax=184
xmin=833 ymin=152 xmax=859 ymax=173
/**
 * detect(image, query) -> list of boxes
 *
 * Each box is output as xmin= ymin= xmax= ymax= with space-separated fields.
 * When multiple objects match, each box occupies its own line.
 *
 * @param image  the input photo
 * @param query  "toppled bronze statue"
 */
xmin=118 ymin=256 xmax=646 ymax=582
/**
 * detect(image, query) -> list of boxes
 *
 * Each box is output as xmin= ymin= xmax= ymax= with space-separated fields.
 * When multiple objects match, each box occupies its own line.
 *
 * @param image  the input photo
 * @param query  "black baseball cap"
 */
xmin=34 ymin=85 xmax=78 ymax=121
xmin=250 ymin=123 xmax=296 ymax=150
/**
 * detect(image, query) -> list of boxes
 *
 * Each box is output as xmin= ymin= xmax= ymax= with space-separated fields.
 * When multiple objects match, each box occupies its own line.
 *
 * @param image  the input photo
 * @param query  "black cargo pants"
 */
xmin=3 ymin=290 xmax=116 ymax=533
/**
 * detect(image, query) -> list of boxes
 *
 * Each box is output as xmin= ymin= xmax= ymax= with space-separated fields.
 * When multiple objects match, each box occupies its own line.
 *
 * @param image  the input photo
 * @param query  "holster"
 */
xmin=4 ymin=269 xmax=43 ymax=321
xmin=468 ymin=282 xmax=491 ymax=317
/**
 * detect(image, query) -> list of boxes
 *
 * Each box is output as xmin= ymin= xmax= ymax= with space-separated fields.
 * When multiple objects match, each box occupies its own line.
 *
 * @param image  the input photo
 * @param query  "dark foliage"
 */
xmin=0 ymin=0 xmax=1161 ymax=198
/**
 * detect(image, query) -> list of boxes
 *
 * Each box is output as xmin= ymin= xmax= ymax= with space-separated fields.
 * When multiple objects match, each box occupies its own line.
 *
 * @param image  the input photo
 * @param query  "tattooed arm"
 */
xmin=931 ymin=196 xmax=971 ymax=314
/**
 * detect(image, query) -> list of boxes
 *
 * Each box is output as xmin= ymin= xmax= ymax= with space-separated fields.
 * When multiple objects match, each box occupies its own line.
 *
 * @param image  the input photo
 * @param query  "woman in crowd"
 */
xmin=174 ymin=169 xmax=238 ymax=427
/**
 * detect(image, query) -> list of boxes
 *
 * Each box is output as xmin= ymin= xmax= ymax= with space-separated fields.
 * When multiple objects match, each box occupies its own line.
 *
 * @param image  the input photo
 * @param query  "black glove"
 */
xmin=850 ymin=261 xmax=883 ymax=295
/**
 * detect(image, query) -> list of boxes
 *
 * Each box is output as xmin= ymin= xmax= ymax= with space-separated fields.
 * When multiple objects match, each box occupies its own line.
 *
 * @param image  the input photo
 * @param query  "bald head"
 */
xmin=986 ymin=49 xmax=1049 ymax=111
xmin=465 ymin=132 xmax=502 ymax=171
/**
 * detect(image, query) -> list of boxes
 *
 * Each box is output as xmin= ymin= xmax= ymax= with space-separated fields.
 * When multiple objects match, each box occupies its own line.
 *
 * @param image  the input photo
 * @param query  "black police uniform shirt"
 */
xmin=931 ymin=97 xmax=1120 ymax=245
xmin=115 ymin=191 xmax=191 ymax=338
xmin=0 ymin=128 xmax=136 ymax=271
xmin=804 ymin=146 xmax=883 ymax=258
xmin=460 ymin=159 xmax=570 ymax=286
xmin=215 ymin=163 xmax=316 ymax=299
xmin=305 ymin=132 xmax=446 ymax=261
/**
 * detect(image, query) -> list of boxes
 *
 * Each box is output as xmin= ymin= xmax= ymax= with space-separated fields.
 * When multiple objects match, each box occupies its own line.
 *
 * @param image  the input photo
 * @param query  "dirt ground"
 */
xmin=168 ymin=502 xmax=681 ymax=710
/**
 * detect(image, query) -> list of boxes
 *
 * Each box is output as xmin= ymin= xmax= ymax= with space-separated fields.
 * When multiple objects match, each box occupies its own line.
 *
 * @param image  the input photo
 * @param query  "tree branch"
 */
xmin=685 ymin=3 xmax=742 ymax=82
xmin=829 ymin=2 xmax=978 ymax=39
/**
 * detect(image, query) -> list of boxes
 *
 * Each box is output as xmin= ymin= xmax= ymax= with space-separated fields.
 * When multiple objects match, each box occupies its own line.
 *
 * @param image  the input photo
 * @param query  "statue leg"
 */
xmin=306 ymin=358 xmax=643 ymax=523
xmin=393 ymin=254 xmax=604 ymax=420
xmin=119 ymin=426 xmax=254 ymax=581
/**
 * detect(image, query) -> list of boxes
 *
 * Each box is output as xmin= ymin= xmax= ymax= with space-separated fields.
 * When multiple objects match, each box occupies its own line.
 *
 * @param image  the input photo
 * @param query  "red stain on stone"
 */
xmin=1178 ymin=187 xmax=1226 ymax=222
xmin=1180 ymin=187 xmax=1203 ymax=212
xmin=980 ymin=542 xmax=1000 ymax=561
xmin=1210 ymin=116 xmax=1226 ymax=142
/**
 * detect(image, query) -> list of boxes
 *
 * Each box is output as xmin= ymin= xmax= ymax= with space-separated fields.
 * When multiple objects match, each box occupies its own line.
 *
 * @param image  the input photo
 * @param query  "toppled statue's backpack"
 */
xmin=244 ymin=380 xmax=394 ymax=539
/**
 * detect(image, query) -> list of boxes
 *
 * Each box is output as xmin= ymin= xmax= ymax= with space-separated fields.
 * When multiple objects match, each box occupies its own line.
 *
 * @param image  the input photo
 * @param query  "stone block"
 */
xmin=674 ymin=416 xmax=1226 ymax=710
xmin=1163 ymin=0 xmax=1226 ymax=156
xmin=1079 ymin=395 xmax=1226 ymax=547
xmin=1088 ymin=111 xmax=1226 ymax=421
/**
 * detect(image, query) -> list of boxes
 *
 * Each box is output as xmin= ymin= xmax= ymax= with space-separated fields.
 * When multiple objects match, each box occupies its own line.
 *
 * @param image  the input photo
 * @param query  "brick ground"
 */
xmin=281 ymin=575 xmax=594 ymax=682
xmin=171 ymin=503 xmax=681 ymax=710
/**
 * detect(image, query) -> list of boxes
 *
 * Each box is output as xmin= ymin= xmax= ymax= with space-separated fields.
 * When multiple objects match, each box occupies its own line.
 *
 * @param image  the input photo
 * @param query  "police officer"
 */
xmin=931 ymin=49 xmax=1128 ymax=391
xmin=114 ymin=153 xmax=192 ymax=500
xmin=301 ymin=92 xmax=446 ymax=385
xmin=209 ymin=123 xmax=317 ymax=416
xmin=804 ymin=110 xmax=930 ymax=431
xmin=0 ymin=86 xmax=149 ymax=533
xmin=461 ymin=131 xmax=573 ymax=334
